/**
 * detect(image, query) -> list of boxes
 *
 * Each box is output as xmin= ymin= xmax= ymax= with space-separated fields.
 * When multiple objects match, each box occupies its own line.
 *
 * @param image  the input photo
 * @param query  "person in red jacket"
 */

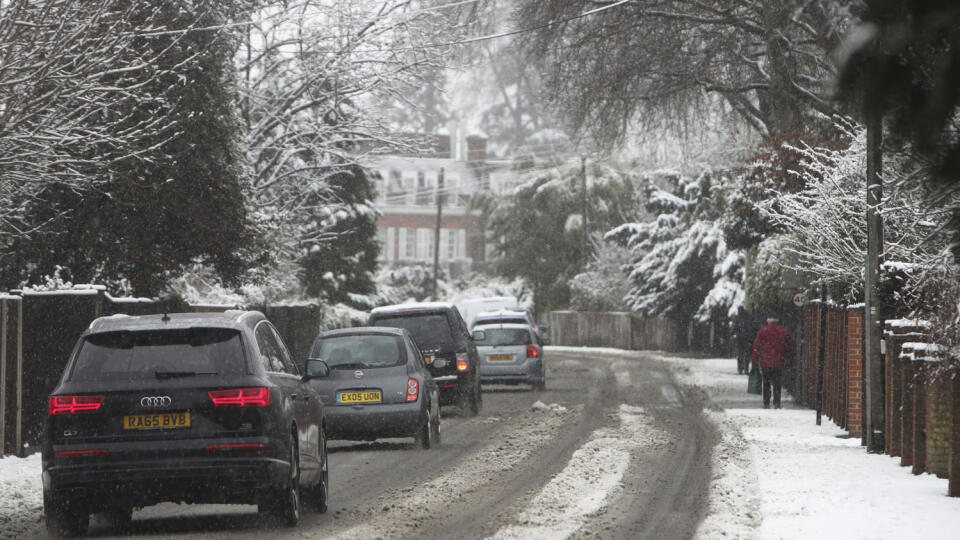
xmin=751 ymin=316 xmax=793 ymax=409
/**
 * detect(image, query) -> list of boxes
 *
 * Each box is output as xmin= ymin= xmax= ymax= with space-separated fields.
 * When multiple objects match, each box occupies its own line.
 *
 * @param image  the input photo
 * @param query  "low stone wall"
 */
xmin=542 ymin=311 xmax=679 ymax=352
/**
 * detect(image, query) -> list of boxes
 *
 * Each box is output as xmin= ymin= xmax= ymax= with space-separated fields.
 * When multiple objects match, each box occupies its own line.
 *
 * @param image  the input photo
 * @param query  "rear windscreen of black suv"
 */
xmin=372 ymin=314 xmax=453 ymax=346
xmin=69 ymin=328 xmax=246 ymax=381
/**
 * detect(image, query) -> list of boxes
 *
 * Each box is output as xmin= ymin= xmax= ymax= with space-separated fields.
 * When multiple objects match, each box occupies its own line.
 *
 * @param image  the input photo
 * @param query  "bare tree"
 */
xmin=757 ymin=118 xmax=958 ymax=296
xmin=238 ymin=0 xmax=463 ymax=257
xmin=514 ymin=0 xmax=860 ymax=147
xmin=0 ymin=1 xmax=193 ymax=246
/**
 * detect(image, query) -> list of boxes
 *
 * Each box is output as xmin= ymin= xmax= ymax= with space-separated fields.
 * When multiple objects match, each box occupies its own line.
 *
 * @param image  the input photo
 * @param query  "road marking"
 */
xmin=489 ymin=405 xmax=669 ymax=540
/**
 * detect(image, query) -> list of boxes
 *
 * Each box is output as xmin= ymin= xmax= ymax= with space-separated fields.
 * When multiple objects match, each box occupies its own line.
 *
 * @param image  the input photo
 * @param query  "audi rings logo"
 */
xmin=140 ymin=396 xmax=172 ymax=408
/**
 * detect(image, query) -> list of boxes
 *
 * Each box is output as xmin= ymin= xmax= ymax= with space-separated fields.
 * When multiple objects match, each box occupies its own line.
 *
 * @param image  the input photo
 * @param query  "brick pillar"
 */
xmin=926 ymin=363 xmax=951 ymax=478
xmin=901 ymin=350 xmax=916 ymax=467
xmin=846 ymin=309 xmax=864 ymax=438
xmin=949 ymin=367 xmax=960 ymax=497
xmin=912 ymin=358 xmax=927 ymax=475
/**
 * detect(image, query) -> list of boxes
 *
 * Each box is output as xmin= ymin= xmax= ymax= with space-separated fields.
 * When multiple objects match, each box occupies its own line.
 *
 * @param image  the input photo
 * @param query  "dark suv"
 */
xmin=368 ymin=302 xmax=482 ymax=415
xmin=42 ymin=311 xmax=329 ymax=536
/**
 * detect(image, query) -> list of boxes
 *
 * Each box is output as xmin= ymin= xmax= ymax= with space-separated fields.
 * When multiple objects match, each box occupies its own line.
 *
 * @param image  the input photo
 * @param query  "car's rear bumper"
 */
xmin=479 ymin=358 xmax=543 ymax=385
xmin=325 ymin=402 xmax=422 ymax=440
xmin=43 ymin=454 xmax=289 ymax=510
xmin=433 ymin=374 xmax=473 ymax=404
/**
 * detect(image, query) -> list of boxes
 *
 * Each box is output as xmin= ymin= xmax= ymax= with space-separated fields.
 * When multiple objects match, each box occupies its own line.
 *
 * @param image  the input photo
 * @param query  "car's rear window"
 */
xmin=474 ymin=328 xmax=531 ymax=346
xmin=70 ymin=328 xmax=246 ymax=381
xmin=475 ymin=316 xmax=526 ymax=326
xmin=371 ymin=313 xmax=453 ymax=345
xmin=311 ymin=334 xmax=405 ymax=369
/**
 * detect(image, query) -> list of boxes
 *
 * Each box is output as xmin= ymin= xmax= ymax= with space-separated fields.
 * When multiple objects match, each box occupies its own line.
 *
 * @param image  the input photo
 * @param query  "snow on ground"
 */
xmin=491 ymin=404 xmax=669 ymax=539
xmin=0 ymin=453 xmax=43 ymax=538
xmin=651 ymin=352 xmax=960 ymax=540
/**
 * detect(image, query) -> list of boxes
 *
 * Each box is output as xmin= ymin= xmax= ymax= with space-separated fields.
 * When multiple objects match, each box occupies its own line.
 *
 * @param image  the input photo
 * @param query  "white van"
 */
xmin=456 ymin=296 xmax=521 ymax=329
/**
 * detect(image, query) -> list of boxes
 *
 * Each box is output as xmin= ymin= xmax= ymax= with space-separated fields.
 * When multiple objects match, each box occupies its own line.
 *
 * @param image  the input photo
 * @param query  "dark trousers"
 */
xmin=760 ymin=367 xmax=782 ymax=407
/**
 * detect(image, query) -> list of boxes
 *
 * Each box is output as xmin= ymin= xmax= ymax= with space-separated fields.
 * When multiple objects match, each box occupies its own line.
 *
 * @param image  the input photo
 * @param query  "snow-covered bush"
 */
xmin=607 ymin=170 xmax=745 ymax=327
xmin=569 ymin=234 xmax=632 ymax=312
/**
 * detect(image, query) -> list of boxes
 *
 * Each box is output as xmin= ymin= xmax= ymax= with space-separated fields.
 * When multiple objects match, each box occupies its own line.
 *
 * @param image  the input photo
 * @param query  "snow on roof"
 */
xmin=886 ymin=319 xmax=932 ymax=329
xmin=371 ymin=301 xmax=456 ymax=314
xmin=21 ymin=288 xmax=99 ymax=296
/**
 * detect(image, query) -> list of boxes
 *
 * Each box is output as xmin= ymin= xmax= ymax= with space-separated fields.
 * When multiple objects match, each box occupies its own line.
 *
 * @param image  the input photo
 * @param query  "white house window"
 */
xmin=417 ymin=228 xmax=434 ymax=261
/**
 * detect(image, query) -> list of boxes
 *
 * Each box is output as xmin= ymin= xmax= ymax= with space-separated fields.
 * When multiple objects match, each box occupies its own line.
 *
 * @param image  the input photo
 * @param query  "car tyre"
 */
xmin=533 ymin=379 xmax=546 ymax=392
xmin=305 ymin=430 xmax=329 ymax=513
xmin=260 ymin=432 xmax=301 ymax=526
xmin=415 ymin=410 xmax=432 ymax=449
xmin=430 ymin=408 xmax=441 ymax=446
xmin=460 ymin=379 xmax=481 ymax=417
xmin=44 ymin=492 xmax=89 ymax=538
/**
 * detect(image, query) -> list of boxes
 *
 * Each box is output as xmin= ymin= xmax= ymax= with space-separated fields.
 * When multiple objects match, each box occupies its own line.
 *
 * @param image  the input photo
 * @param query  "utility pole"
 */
xmin=864 ymin=109 xmax=885 ymax=452
xmin=816 ymin=282 xmax=827 ymax=426
xmin=581 ymin=155 xmax=588 ymax=264
xmin=432 ymin=168 xmax=444 ymax=299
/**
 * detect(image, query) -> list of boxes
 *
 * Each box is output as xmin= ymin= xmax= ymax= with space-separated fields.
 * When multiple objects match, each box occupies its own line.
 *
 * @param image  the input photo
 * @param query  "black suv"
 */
xmin=368 ymin=302 xmax=482 ymax=415
xmin=42 ymin=311 xmax=329 ymax=536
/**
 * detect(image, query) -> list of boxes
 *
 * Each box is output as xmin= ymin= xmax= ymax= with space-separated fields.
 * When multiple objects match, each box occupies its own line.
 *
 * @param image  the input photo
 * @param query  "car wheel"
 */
xmin=305 ymin=429 xmax=329 ymax=513
xmin=415 ymin=409 xmax=432 ymax=449
xmin=533 ymin=379 xmax=546 ymax=392
xmin=459 ymin=383 xmax=479 ymax=417
xmin=470 ymin=377 xmax=483 ymax=415
xmin=261 ymin=432 xmax=301 ymax=526
xmin=44 ymin=492 xmax=89 ymax=537
xmin=430 ymin=407 xmax=441 ymax=446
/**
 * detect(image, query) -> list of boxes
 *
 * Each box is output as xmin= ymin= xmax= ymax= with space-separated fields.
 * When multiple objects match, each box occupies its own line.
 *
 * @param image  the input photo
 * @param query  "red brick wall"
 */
xmin=846 ymin=310 xmax=864 ymax=438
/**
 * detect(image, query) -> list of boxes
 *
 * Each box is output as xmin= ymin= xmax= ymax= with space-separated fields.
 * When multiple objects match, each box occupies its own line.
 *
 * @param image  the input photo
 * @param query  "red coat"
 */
xmin=751 ymin=323 xmax=793 ymax=368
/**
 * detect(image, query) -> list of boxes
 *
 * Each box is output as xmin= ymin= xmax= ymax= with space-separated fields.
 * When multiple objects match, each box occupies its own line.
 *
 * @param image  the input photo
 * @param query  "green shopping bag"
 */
xmin=747 ymin=368 xmax=761 ymax=395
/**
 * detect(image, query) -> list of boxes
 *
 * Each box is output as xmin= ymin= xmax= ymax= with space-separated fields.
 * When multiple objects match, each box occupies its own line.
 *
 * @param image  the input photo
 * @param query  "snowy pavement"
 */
xmin=652 ymin=353 xmax=960 ymax=540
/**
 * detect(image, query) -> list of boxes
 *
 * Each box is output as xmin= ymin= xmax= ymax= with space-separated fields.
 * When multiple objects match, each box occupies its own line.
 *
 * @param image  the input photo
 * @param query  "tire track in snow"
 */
xmin=489 ymin=404 xmax=670 ymax=540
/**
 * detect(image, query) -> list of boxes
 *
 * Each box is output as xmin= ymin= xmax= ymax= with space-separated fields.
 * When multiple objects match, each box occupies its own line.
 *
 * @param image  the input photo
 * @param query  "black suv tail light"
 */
xmin=208 ymin=387 xmax=271 ymax=407
xmin=49 ymin=395 xmax=105 ymax=415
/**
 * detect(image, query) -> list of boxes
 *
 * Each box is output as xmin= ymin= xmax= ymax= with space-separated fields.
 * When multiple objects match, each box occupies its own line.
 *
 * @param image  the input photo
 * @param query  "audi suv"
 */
xmin=42 ymin=311 xmax=329 ymax=536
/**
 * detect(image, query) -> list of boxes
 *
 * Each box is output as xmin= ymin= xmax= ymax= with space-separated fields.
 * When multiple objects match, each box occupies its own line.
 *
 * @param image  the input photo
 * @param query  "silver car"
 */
xmin=306 ymin=327 xmax=441 ymax=449
xmin=472 ymin=323 xmax=545 ymax=391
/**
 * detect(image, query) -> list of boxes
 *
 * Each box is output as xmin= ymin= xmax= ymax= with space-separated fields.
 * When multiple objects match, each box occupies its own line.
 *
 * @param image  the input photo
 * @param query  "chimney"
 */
xmin=466 ymin=136 xmax=487 ymax=161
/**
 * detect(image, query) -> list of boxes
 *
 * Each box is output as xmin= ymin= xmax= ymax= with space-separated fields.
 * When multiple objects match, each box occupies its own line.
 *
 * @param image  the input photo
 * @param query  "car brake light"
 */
xmin=205 ymin=443 xmax=276 ymax=452
xmin=53 ymin=449 xmax=109 ymax=458
xmin=49 ymin=395 xmax=105 ymax=415
xmin=208 ymin=388 xmax=271 ymax=407
xmin=527 ymin=344 xmax=539 ymax=358
xmin=406 ymin=379 xmax=419 ymax=402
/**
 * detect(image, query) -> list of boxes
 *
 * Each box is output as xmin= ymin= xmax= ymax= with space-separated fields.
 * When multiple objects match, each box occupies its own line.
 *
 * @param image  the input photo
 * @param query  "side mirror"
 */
xmin=471 ymin=329 xmax=486 ymax=342
xmin=302 ymin=358 xmax=330 ymax=381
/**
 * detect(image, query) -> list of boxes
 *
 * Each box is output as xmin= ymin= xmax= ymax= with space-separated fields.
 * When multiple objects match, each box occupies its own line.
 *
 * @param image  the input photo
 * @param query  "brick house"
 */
xmin=370 ymin=134 xmax=503 ymax=274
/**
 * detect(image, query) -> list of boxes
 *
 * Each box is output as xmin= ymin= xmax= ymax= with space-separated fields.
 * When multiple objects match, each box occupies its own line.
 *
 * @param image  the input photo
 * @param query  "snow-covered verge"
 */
xmin=0 ymin=453 xmax=43 ymax=538
xmin=653 ymin=353 xmax=960 ymax=540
